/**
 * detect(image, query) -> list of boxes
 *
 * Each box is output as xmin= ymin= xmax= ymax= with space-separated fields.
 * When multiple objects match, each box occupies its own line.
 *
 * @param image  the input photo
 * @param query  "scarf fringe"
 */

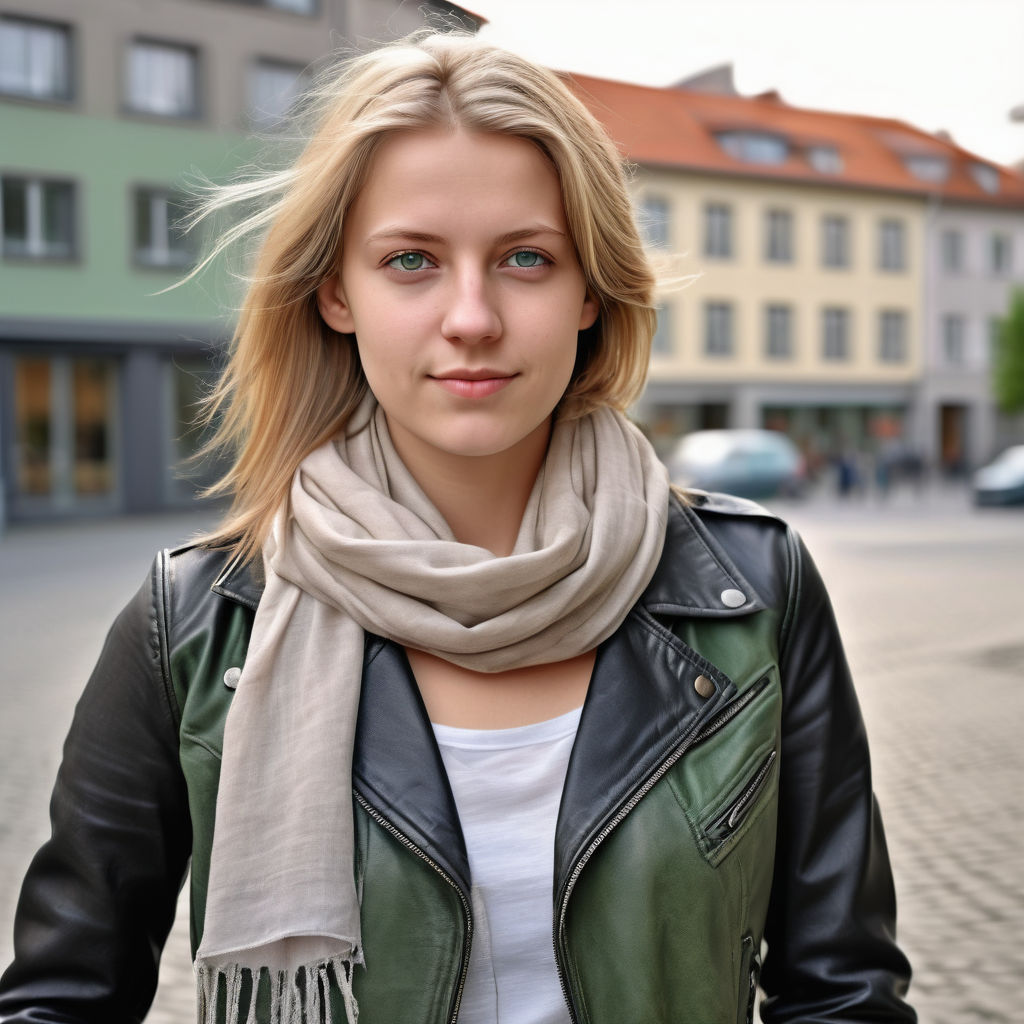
xmin=196 ymin=958 xmax=358 ymax=1024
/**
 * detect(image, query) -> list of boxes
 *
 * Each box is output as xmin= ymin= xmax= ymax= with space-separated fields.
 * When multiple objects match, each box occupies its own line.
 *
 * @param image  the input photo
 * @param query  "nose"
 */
xmin=440 ymin=267 xmax=502 ymax=345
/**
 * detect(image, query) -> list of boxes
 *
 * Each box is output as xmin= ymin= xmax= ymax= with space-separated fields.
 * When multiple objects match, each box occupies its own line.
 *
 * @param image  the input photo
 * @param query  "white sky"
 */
xmin=474 ymin=0 xmax=1024 ymax=168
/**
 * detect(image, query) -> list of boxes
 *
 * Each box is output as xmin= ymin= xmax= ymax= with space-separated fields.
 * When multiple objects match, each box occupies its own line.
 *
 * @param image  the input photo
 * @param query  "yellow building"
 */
xmin=568 ymin=69 xmax=1024 ymax=473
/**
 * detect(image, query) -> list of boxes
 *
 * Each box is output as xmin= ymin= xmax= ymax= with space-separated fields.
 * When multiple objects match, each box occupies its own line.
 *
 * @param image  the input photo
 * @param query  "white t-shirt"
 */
xmin=432 ymin=707 xmax=581 ymax=1024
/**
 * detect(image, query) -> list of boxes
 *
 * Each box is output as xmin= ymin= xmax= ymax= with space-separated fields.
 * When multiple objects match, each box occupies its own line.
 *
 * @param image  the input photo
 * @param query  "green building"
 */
xmin=0 ymin=0 xmax=481 ymax=523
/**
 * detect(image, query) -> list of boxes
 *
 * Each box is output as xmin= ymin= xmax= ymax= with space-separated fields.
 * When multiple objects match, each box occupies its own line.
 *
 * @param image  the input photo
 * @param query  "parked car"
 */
xmin=665 ymin=429 xmax=807 ymax=499
xmin=973 ymin=445 xmax=1024 ymax=506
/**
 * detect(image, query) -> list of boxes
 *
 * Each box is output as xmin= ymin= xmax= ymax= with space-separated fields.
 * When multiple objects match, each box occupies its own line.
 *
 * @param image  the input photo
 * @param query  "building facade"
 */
xmin=0 ymin=0 xmax=481 ymax=524
xmin=568 ymin=69 xmax=1024 ymax=477
xmin=918 ymin=203 xmax=1024 ymax=470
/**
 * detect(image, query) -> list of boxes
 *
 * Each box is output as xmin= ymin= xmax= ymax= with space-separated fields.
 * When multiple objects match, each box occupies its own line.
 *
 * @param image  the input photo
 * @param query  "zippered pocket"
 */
xmin=706 ymin=749 xmax=777 ymax=847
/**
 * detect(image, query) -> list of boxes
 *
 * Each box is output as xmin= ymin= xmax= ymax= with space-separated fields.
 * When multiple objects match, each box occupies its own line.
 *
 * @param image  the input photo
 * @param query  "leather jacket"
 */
xmin=0 ymin=491 xmax=915 ymax=1023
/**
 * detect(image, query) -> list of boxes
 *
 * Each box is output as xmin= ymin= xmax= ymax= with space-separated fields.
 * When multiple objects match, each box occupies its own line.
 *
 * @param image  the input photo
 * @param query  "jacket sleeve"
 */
xmin=759 ymin=528 xmax=915 ymax=1022
xmin=0 ymin=562 xmax=192 ymax=1024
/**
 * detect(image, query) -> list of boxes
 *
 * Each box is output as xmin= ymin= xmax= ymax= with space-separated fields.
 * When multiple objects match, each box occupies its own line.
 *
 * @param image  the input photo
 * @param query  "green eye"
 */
xmin=507 ymin=251 xmax=546 ymax=268
xmin=389 ymin=252 xmax=427 ymax=271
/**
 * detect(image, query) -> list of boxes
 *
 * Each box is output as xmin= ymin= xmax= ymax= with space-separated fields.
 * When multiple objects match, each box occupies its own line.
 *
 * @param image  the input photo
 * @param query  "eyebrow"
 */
xmin=364 ymin=224 xmax=568 ymax=245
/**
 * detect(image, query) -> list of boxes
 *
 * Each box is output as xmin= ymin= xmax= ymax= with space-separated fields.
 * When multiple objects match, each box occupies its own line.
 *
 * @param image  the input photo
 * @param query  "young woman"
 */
xmin=0 ymin=32 xmax=915 ymax=1024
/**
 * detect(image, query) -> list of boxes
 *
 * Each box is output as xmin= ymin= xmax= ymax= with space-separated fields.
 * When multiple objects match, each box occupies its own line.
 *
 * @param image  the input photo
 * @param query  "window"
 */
xmin=704 ymin=203 xmax=732 ymax=259
xmin=14 ymin=355 xmax=117 ymax=503
xmin=821 ymin=215 xmax=849 ymax=268
xmin=1 ymin=176 xmax=75 ymax=260
xmin=764 ymin=304 xmax=793 ymax=359
xmin=764 ymin=209 xmax=793 ymax=263
xmin=704 ymin=301 xmax=733 ymax=356
xmin=903 ymin=155 xmax=949 ymax=183
xmin=638 ymin=195 xmax=670 ymax=249
xmin=134 ymin=187 xmax=193 ymax=268
xmin=969 ymin=163 xmax=999 ymax=194
xmin=941 ymin=229 xmax=963 ymax=273
xmin=942 ymin=314 xmax=965 ymax=365
xmin=651 ymin=302 xmax=674 ymax=356
xmin=878 ymin=310 xmax=907 ymax=363
xmin=807 ymin=145 xmax=843 ymax=174
xmin=822 ymin=307 xmax=850 ymax=361
xmin=990 ymin=234 xmax=1012 ymax=275
xmin=0 ymin=16 xmax=71 ymax=100
xmin=126 ymin=39 xmax=198 ymax=117
xmin=878 ymin=219 xmax=905 ymax=271
xmin=249 ymin=58 xmax=308 ymax=126
xmin=716 ymin=131 xmax=788 ymax=165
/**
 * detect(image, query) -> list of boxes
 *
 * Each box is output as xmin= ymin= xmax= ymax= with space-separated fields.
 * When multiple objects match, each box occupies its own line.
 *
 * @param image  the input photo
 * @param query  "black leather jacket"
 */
xmin=0 ymin=492 xmax=915 ymax=1023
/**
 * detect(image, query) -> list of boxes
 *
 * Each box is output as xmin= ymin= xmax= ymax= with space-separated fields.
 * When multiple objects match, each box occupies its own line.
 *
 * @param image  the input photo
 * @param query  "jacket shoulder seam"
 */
xmin=777 ymin=525 xmax=802 ymax=665
xmin=152 ymin=549 xmax=182 ymax=731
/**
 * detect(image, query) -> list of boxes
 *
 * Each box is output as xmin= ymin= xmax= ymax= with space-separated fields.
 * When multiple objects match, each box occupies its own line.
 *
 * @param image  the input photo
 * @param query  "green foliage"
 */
xmin=993 ymin=287 xmax=1024 ymax=414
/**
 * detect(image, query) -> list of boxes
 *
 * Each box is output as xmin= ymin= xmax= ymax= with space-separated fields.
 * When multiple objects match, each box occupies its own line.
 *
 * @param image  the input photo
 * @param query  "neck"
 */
xmin=386 ymin=419 xmax=551 ymax=557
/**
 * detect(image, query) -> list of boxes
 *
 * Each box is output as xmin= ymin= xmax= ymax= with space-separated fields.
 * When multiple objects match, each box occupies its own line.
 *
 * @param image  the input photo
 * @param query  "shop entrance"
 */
xmin=13 ymin=354 xmax=119 ymax=515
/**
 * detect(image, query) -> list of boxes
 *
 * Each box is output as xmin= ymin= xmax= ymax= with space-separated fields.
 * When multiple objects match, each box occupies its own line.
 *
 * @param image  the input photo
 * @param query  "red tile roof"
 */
xmin=563 ymin=71 xmax=1024 ymax=207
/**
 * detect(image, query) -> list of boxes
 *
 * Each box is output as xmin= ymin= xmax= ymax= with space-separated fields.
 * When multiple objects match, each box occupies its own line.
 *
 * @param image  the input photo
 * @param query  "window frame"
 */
xmin=942 ymin=313 xmax=966 ymax=366
xmin=941 ymin=228 xmax=963 ymax=274
xmin=822 ymin=306 xmax=850 ymax=361
xmin=878 ymin=309 xmax=907 ymax=363
xmin=248 ymin=56 xmax=310 ymax=127
xmin=989 ymin=233 xmax=1013 ymax=276
xmin=703 ymin=202 xmax=733 ymax=259
xmin=703 ymin=300 xmax=734 ymax=357
xmin=1 ymin=173 xmax=78 ymax=262
xmin=764 ymin=208 xmax=793 ymax=263
xmin=638 ymin=194 xmax=671 ymax=250
xmin=821 ymin=214 xmax=850 ymax=269
xmin=764 ymin=303 xmax=793 ymax=359
xmin=124 ymin=37 xmax=201 ymax=119
xmin=0 ymin=14 xmax=73 ymax=102
xmin=651 ymin=301 xmax=674 ymax=357
xmin=877 ymin=218 xmax=906 ymax=272
xmin=131 ymin=185 xmax=195 ymax=270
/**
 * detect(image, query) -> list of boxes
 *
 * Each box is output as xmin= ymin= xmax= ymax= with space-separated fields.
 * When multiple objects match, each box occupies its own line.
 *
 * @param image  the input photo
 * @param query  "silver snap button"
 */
xmin=223 ymin=667 xmax=242 ymax=689
xmin=721 ymin=588 xmax=746 ymax=608
xmin=693 ymin=674 xmax=715 ymax=699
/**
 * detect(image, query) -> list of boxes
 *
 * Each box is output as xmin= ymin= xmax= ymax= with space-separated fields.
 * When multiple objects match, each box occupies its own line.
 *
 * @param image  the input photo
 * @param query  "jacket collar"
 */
xmin=209 ymin=493 xmax=766 ymax=618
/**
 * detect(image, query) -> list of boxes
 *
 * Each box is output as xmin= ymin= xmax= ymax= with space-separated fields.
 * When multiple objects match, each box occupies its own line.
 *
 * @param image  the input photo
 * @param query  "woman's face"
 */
xmin=317 ymin=128 xmax=598 ymax=478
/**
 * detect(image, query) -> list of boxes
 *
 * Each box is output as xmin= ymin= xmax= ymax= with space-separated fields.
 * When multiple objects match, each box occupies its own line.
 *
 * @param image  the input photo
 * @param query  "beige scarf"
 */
xmin=195 ymin=397 xmax=669 ymax=1024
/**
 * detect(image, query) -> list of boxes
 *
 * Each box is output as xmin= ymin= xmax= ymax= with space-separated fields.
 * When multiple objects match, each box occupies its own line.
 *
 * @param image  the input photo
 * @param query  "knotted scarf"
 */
xmin=195 ymin=396 xmax=670 ymax=1023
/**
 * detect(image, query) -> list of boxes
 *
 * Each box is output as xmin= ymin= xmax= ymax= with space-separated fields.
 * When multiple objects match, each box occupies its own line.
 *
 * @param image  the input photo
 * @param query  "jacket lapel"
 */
xmin=554 ymin=496 xmax=766 ymax=893
xmin=352 ymin=637 xmax=472 ymax=894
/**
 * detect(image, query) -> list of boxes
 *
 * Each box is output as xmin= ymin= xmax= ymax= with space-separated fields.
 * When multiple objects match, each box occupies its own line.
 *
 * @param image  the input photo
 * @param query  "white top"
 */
xmin=432 ymin=707 xmax=581 ymax=1024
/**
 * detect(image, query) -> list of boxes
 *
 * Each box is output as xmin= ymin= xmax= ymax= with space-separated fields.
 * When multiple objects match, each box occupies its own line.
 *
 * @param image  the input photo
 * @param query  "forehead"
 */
xmin=346 ymin=128 xmax=568 ymax=236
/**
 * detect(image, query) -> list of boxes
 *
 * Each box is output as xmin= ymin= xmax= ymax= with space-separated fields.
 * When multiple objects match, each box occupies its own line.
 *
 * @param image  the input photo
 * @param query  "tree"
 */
xmin=993 ymin=287 xmax=1024 ymax=414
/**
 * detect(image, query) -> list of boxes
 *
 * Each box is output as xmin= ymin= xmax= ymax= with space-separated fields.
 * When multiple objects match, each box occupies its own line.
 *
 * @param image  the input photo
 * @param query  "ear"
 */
xmin=578 ymin=292 xmax=600 ymax=331
xmin=316 ymin=274 xmax=356 ymax=334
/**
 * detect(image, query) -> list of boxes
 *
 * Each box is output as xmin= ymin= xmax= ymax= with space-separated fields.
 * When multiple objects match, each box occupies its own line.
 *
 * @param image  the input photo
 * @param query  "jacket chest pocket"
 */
xmin=667 ymin=668 xmax=781 ymax=868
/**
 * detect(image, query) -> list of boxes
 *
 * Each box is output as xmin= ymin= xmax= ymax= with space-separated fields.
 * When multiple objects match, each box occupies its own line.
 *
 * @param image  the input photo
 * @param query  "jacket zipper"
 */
xmin=707 ymin=749 xmax=778 ymax=844
xmin=353 ymin=791 xmax=473 ymax=1024
xmin=552 ymin=673 xmax=773 ymax=1022
xmin=690 ymin=674 xmax=771 ymax=748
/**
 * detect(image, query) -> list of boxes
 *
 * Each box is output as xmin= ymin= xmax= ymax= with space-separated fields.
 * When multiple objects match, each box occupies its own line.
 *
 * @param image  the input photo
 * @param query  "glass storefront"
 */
xmin=13 ymin=354 xmax=118 ymax=511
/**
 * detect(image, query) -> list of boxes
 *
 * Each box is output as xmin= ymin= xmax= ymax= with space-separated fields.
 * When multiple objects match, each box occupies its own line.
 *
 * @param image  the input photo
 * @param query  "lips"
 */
xmin=429 ymin=369 xmax=517 ymax=399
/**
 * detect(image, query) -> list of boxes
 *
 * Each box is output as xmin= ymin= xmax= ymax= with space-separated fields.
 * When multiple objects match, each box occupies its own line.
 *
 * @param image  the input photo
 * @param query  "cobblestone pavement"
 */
xmin=1 ymin=488 xmax=1022 ymax=1023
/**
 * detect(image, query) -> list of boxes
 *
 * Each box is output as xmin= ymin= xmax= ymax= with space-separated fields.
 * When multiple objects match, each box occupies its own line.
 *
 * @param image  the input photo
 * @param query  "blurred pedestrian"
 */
xmin=0 ymin=31 xmax=916 ymax=1024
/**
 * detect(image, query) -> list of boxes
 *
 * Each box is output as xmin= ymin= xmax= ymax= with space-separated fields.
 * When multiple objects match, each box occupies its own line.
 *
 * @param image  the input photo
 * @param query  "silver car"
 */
xmin=666 ymin=429 xmax=806 ymax=499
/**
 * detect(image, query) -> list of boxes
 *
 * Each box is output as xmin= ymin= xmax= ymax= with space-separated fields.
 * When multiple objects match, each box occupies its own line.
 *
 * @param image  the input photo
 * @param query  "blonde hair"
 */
xmin=197 ymin=31 xmax=657 ymax=558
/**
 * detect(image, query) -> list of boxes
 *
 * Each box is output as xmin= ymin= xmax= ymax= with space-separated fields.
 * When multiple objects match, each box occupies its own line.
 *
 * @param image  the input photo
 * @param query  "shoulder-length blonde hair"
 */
xmin=198 ymin=31 xmax=656 ymax=559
